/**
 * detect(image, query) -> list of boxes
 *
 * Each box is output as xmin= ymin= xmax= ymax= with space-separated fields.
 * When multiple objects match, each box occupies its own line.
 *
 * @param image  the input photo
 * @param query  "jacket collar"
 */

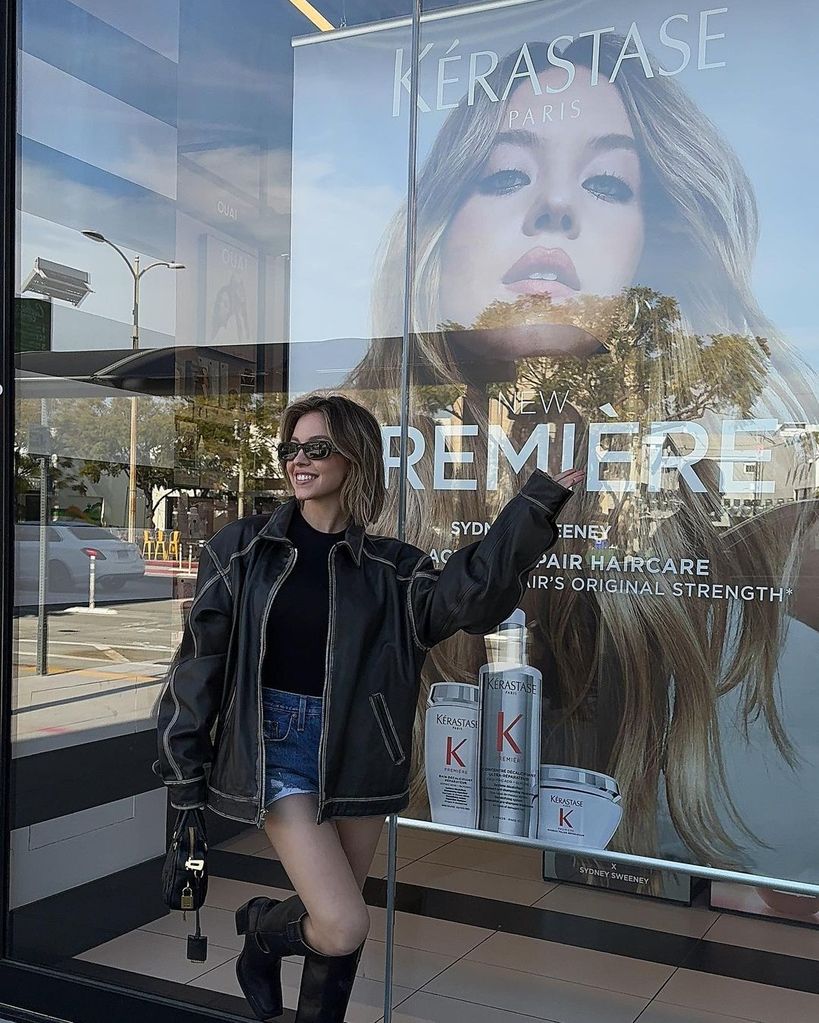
xmin=259 ymin=498 xmax=364 ymax=566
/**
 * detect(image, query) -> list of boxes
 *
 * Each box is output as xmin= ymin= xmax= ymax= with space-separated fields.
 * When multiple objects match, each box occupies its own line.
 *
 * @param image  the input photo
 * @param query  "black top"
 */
xmin=264 ymin=504 xmax=346 ymax=697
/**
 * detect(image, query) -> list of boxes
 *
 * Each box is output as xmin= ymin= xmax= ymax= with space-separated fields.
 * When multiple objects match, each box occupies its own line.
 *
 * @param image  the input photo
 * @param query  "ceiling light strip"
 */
xmin=288 ymin=0 xmax=334 ymax=32
xmin=291 ymin=0 xmax=555 ymax=47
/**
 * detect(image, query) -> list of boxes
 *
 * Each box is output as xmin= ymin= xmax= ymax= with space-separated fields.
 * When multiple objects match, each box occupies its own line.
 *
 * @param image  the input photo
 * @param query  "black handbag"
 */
xmin=161 ymin=808 xmax=209 ymax=961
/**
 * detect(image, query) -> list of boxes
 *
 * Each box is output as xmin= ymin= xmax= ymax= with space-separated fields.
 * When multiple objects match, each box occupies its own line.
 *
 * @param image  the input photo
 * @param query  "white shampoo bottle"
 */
xmin=425 ymin=682 xmax=480 ymax=829
xmin=478 ymin=609 xmax=542 ymax=838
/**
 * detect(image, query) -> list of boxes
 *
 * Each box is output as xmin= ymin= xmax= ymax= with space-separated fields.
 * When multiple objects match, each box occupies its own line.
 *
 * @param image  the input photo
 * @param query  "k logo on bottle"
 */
xmin=496 ymin=711 xmax=523 ymax=754
xmin=446 ymin=736 xmax=467 ymax=768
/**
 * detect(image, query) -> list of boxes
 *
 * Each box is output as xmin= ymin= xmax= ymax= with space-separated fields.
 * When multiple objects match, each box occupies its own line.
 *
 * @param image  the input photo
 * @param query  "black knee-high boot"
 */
xmin=234 ymin=894 xmax=310 ymax=1020
xmin=294 ymin=943 xmax=363 ymax=1023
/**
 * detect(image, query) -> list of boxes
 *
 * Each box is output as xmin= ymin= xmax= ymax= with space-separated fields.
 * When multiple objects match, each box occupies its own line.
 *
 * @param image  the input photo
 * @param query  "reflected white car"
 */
xmin=15 ymin=522 xmax=146 ymax=593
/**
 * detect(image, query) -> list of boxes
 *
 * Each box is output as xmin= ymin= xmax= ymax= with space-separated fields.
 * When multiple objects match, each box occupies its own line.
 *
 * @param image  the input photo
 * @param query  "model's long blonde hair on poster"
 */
xmin=349 ymin=33 xmax=819 ymax=867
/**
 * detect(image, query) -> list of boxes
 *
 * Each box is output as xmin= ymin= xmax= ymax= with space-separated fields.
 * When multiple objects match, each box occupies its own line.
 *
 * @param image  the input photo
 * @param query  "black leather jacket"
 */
xmin=154 ymin=470 xmax=572 ymax=825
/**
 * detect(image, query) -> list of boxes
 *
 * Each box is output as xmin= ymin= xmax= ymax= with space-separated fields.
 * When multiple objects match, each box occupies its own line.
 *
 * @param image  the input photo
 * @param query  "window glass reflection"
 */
xmin=11 ymin=2 xmax=409 ymax=1014
xmin=289 ymin=0 xmax=819 ymax=894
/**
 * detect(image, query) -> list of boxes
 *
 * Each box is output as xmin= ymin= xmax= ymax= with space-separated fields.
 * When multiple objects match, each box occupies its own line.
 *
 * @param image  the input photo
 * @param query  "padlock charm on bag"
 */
xmin=181 ymin=884 xmax=194 ymax=911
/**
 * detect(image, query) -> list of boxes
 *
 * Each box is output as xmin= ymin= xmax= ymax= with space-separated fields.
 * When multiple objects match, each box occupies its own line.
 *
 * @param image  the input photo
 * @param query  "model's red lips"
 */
xmin=502 ymin=246 xmax=581 ymax=292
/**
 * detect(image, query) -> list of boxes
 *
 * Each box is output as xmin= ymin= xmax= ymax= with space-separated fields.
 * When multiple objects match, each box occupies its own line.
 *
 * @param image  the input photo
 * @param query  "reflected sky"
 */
xmin=16 ymin=0 xmax=819 ymax=367
xmin=17 ymin=0 xmax=306 ymax=346
xmin=289 ymin=0 xmax=819 ymax=367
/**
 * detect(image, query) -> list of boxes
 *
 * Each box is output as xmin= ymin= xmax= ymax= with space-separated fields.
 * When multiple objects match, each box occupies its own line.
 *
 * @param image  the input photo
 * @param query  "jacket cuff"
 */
xmin=166 ymin=775 xmax=208 ymax=810
xmin=521 ymin=470 xmax=574 ymax=518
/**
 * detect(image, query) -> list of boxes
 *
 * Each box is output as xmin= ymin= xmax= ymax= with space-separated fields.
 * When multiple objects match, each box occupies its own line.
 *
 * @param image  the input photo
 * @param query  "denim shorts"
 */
xmin=262 ymin=687 xmax=322 ymax=811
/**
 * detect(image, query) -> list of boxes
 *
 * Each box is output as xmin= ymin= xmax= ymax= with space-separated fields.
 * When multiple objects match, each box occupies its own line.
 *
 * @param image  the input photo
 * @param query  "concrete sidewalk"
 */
xmin=12 ymin=660 xmax=167 ymax=757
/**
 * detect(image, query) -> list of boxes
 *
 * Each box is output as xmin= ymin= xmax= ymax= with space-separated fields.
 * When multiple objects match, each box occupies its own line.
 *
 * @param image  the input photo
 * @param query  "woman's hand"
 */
xmin=553 ymin=468 xmax=585 ymax=489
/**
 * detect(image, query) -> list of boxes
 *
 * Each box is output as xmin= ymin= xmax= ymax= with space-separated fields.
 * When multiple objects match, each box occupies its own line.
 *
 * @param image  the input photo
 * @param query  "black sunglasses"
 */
xmin=277 ymin=439 xmax=338 ymax=462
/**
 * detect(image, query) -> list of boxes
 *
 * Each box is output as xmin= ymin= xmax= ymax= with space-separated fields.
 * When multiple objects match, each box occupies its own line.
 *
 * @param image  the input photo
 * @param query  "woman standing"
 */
xmin=155 ymin=392 xmax=580 ymax=1021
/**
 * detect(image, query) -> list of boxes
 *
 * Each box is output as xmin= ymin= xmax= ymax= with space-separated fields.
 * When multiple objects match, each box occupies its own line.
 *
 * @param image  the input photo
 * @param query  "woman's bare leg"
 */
xmin=335 ymin=815 xmax=385 ymax=889
xmin=263 ymin=795 xmax=373 ymax=957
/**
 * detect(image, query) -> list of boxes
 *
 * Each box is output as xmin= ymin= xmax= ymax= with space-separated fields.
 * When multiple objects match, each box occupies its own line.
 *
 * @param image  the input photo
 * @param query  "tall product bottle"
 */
xmin=425 ymin=683 xmax=479 ymax=829
xmin=478 ymin=609 xmax=542 ymax=838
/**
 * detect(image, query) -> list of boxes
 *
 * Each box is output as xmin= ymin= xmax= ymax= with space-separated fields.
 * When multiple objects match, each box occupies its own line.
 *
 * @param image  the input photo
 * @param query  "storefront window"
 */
xmin=291 ymin=0 xmax=819 ymax=894
xmin=9 ymin=0 xmax=409 ymax=1013
xmin=5 ymin=0 xmax=819 ymax=1020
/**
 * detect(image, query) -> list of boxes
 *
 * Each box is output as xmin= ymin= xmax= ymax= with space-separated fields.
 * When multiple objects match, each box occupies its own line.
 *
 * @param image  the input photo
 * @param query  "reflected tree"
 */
xmin=466 ymin=287 xmax=770 ymax=424
xmin=15 ymin=390 xmax=289 ymax=525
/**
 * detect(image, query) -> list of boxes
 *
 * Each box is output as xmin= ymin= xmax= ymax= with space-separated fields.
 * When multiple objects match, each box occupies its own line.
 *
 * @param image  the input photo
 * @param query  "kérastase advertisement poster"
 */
xmin=290 ymin=1 xmax=819 ymax=890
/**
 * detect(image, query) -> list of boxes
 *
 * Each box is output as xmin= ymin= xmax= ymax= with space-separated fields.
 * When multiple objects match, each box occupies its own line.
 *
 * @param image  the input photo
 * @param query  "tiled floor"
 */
xmin=75 ymin=823 xmax=819 ymax=1023
xmin=533 ymin=881 xmax=720 ymax=937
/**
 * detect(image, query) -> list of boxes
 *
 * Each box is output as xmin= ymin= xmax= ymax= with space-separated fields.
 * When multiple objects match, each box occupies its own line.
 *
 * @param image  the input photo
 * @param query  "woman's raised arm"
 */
xmin=407 ymin=470 xmax=577 ymax=649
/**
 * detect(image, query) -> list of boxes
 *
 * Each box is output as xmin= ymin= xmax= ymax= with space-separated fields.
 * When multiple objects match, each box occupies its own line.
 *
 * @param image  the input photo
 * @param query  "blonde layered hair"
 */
xmin=349 ymin=32 xmax=819 ymax=867
xmin=280 ymin=393 xmax=386 ymax=527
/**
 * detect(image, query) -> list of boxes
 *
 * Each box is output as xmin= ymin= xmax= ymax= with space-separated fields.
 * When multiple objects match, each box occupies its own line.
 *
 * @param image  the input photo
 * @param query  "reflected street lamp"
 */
xmin=22 ymin=257 xmax=94 ymax=306
xmin=82 ymin=230 xmax=185 ymax=543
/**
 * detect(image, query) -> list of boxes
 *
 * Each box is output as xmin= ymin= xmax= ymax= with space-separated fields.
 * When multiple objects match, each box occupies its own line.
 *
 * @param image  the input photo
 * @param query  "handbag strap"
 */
xmin=174 ymin=807 xmax=208 ymax=852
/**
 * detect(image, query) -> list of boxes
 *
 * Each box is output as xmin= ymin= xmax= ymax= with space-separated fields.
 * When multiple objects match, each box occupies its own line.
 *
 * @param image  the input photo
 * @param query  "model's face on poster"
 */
xmin=440 ymin=67 xmax=645 ymax=344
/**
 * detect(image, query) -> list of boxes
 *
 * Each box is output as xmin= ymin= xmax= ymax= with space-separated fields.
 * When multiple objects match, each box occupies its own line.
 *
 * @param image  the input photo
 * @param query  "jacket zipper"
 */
xmin=317 ymin=545 xmax=337 ymax=824
xmin=256 ymin=543 xmax=297 ymax=825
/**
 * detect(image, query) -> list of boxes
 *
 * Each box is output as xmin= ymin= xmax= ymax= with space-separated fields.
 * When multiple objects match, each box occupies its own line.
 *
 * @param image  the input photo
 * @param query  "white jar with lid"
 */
xmin=537 ymin=765 xmax=622 ymax=849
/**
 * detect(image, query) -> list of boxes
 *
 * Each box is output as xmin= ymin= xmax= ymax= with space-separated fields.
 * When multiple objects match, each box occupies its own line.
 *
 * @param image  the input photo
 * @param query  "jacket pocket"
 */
xmin=220 ymin=686 xmax=237 ymax=730
xmin=369 ymin=692 xmax=406 ymax=766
